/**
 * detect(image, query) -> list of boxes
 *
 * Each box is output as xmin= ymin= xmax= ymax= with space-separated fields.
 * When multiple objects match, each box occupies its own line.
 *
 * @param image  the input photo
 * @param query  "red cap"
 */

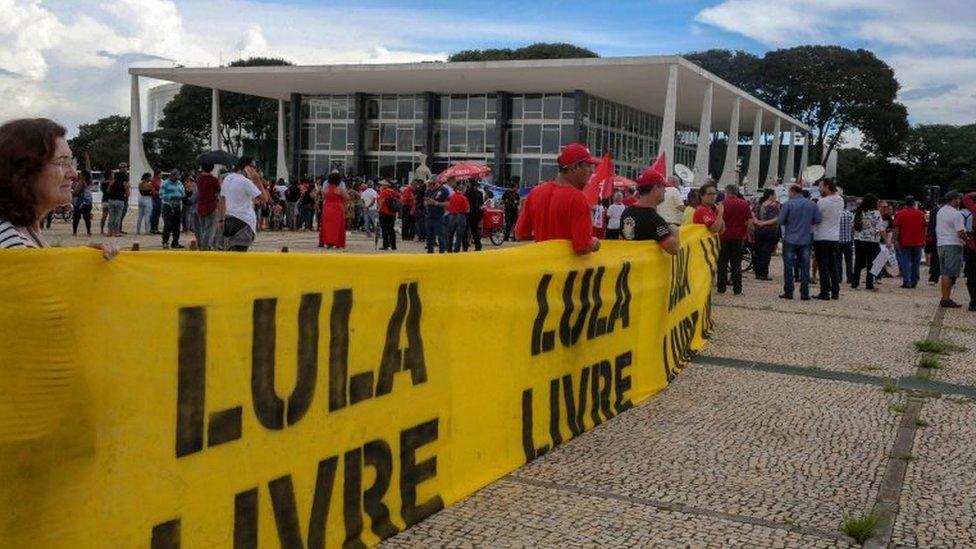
xmin=557 ymin=143 xmax=599 ymax=168
xmin=636 ymin=152 xmax=668 ymax=188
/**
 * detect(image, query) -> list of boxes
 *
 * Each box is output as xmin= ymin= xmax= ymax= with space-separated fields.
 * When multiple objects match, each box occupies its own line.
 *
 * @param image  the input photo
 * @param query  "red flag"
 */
xmin=584 ymin=151 xmax=614 ymax=205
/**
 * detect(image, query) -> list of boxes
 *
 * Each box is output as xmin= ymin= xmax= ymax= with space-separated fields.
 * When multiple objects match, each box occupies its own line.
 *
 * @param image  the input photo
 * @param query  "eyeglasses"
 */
xmin=49 ymin=158 xmax=75 ymax=169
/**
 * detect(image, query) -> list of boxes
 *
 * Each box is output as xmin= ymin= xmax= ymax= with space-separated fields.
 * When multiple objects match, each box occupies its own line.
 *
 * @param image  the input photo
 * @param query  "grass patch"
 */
xmin=841 ymin=512 xmax=879 ymax=544
xmin=914 ymin=339 xmax=966 ymax=355
xmin=919 ymin=356 xmax=944 ymax=369
xmin=882 ymin=381 xmax=897 ymax=394
xmin=915 ymin=370 xmax=933 ymax=381
xmin=890 ymin=402 xmax=908 ymax=413
xmin=915 ymin=418 xmax=929 ymax=427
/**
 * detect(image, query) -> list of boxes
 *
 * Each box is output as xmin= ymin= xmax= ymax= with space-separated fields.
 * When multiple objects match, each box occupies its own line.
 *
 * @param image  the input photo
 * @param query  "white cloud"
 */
xmin=695 ymin=0 xmax=976 ymax=125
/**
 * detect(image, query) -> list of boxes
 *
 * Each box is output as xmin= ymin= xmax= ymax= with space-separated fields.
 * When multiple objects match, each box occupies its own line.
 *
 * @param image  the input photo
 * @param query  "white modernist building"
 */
xmin=128 ymin=56 xmax=810 ymax=190
xmin=145 ymin=82 xmax=182 ymax=132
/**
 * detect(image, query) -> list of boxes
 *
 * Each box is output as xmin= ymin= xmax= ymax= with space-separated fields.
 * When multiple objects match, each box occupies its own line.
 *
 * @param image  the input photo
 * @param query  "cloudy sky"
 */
xmin=1 ymin=0 xmax=973 ymax=136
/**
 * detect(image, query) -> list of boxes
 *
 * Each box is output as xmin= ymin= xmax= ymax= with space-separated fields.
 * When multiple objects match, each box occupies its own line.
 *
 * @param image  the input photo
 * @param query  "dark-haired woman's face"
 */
xmin=36 ymin=137 xmax=76 ymax=217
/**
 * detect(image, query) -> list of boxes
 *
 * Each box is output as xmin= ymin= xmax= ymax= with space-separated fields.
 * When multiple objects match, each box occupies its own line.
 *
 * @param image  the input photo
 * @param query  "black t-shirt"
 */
xmin=619 ymin=205 xmax=671 ymax=242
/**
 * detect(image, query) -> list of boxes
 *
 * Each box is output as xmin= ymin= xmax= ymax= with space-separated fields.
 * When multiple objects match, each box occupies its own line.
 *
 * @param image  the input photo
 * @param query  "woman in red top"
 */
xmin=319 ymin=172 xmax=348 ymax=249
xmin=377 ymin=180 xmax=403 ymax=250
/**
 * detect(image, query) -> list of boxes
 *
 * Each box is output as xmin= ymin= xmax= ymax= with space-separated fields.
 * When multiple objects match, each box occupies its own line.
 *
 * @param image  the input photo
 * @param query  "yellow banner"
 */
xmin=0 ymin=227 xmax=717 ymax=548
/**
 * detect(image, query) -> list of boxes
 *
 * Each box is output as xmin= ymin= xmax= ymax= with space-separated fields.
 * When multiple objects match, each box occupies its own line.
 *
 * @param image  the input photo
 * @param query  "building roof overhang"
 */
xmin=131 ymin=55 xmax=809 ymax=133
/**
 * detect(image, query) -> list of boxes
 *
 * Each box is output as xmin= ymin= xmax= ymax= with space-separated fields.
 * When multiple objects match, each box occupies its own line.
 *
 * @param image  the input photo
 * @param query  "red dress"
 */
xmin=319 ymin=184 xmax=346 ymax=248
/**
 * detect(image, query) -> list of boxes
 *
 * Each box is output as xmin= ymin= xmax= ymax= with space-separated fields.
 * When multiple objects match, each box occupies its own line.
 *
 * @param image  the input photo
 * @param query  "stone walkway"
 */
xmin=380 ymin=262 xmax=976 ymax=547
xmin=43 ymin=216 xmax=976 ymax=547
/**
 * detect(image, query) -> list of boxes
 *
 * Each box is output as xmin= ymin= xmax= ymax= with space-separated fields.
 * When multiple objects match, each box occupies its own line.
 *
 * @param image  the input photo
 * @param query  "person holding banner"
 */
xmin=618 ymin=163 xmax=679 ymax=255
xmin=515 ymin=142 xmax=601 ymax=255
xmin=0 ymin=118 xmax=116 ymax=259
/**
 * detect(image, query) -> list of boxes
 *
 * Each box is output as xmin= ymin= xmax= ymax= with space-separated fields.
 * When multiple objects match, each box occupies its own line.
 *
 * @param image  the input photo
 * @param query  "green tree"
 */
xmin=684 ymin=46 xmax=908 ymax=164
xmin=68 ymin=115 xmax=130 ymax=170
xmin=682 ymin=49 xmax=762 ymax=97
xmin=761 ymin=46 xmax=905 ymax=164
xmin=449 ymin=42 xmax=597 ymax=62
xmin=900 ymin=124 xmax=976 ymax=191
xmin=158 ymin=56 xmax=293 ymax=160
xmin=142 ymin=128 xmax=201 ymax=173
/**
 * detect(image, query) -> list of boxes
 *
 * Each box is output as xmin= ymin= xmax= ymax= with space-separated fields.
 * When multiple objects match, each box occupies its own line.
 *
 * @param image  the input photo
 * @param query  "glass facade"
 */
xmin=297 ymin=91 xmax=698 ymax=186
xmin=299 ymin=95 xmax=355 ymax=178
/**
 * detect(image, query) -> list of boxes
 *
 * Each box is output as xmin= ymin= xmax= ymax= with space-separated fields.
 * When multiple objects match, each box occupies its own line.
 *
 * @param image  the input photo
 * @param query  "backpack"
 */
xmin=387 ymin=196 xmax=403 ymax=213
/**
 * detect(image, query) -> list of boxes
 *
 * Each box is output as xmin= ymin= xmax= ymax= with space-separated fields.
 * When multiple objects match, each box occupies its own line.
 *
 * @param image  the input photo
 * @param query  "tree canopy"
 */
xmin=157 ymin=56 xmax=293 ymax=165
xmin=449 ymin=43 xmax=597 ymax=62
xmin=684 ymin=46 xmax=909 ymax=164
xmin=68 ymin=115 xmax=130 ymax=171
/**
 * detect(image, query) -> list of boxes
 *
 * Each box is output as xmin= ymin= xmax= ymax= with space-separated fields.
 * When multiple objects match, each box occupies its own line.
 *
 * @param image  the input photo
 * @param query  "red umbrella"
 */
xmin=437 ymin=161 xmax=492 ymax=183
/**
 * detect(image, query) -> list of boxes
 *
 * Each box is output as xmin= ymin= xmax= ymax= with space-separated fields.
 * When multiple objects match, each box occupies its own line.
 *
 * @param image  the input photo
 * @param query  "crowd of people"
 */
xmin=2 ymin=116 xmax=976 ymax=314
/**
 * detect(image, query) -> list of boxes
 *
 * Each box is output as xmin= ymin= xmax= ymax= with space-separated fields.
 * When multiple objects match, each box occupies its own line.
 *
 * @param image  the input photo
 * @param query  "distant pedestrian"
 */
xmin=716 ymin=184 xmax=751 ymax=294
xmin=219 ymin=156 xmax=270 ymax=252
xmin=149 ymin=169 xmax=162 ymax=234
xmin=502 ymin=187 xmax=520 ymax=241
xmin=361 ymin=182 xmax=379 ymax=237
xmin=851 ymin=194 xmax=885 ymax=291
xmin=463 ymin=180 xmax=484 ymax=251
xmin=777 ymin=184 xmax=821 ymax=300
xmin=659 ymin=175 xmax=686 ymax=230
xmin=935 ymin=191 xmax=968 ymax=308
xmin=961 ymin=191 xmax=976 ymax=311
xmin=136 ymin=172 xmax=153 ymax=234
xmin=892 ymin=195 xmax=927 ymax=288
xmin=377 ymin=179 xmax=401 ymax=250
xmin=446 ymin=181 xmax=469 ymax=253
xmin=751 ymin=188 xmax=780 ymax=280
xmin=424 ymin=178 xmax=450 ymax=253
xmin=319 ymin=172 xmax=348 ymax=249
xmin=839 ymin=207 xmax=855 ymax=284
xmin=71 ymin=172 xmax=93 ymax=236
xmin=194 ymin=162 xmax=221 ymax=251
xmin=159 ymin=169 xmax=185 ymax=249
xmin=813 ymin=178 xmax=843 ymax=300
xmin=606 ymin=192 xmax=625 ymax=240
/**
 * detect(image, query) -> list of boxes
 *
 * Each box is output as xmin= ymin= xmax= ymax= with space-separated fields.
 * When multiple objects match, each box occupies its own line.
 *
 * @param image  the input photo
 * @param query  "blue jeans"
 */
xmin=426 ymin=213 xmax=447 ymax=253
xmin=783 ymin=242 xmax=812 ymax=298
xmin=364 ymin=210 xmax=379 ymax=235
xmin=897 ymin=246 xmax=922 ymax=287
xmin=447 ymin=213 xmax=467 ymax=252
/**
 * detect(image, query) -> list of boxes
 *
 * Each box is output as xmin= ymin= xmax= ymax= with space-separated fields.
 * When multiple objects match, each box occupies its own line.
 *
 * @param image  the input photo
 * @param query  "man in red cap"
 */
xmin=515 ymin=143 xmax=601 ymax=254
xmin=618 ymin=162 xmax=680 ymax=255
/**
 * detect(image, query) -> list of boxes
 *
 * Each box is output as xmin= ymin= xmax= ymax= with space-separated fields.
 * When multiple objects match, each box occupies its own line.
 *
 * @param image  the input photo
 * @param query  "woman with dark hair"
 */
xmin=319 ymin=172 xmax=348 ymax=248
xmin=852 ymin=193 xmax=885 ymax=290
xmin=0 ymin=118 xmax=115 ymax=258
xmin=681 ymin=188 xmax=701 ymax=225
xmin=752 ymin=188 xmax=780 ymax=280
xmin=105 ymin=168 xmax=128 ymax=237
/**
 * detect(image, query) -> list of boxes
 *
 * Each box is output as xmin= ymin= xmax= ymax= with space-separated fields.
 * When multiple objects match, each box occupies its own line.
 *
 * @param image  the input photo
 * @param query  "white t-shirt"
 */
xmin=813 ymin=193 xmax=844 ymax=241
xmin=606 ymin=203 xmax=626 ymax=230
xmin=274 ymin=183 xmax=288 ymax=201
xmin=591 ymin=205 xmax=605 ymax=229
xmin=659 ymin=186 xmax=685 ymax=225
xmin=221 ymin=173 xmax=262 ymax=233
xmin=936 ymin=205 xmax=965 ymax=247
xmin=361 ymin=188 xmax=378 ymax=211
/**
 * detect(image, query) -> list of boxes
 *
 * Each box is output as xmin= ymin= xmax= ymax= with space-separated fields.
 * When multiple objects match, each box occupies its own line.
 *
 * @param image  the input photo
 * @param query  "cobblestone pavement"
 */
xmin=47 ymin=215 xmax=976 ymax=547
xmin=379 ymin=256 xmax=976 ymax=547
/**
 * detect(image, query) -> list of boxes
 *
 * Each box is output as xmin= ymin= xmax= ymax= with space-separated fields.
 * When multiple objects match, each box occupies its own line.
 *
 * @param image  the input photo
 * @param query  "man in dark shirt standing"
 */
xmin=424 ymin=178 xmax=451 ymax=253
xmin=619 ymin=162 xmax=679 ymax=254
xmin=463 ymin=180 xmax=485 ymax=251
xmin=502 ymin=187 xmax=520 ymax=241
xmin=717 ymin=184 xmax=752 ymax=294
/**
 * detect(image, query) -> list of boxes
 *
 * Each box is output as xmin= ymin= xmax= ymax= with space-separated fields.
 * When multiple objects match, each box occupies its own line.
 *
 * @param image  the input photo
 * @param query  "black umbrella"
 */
xmin=196 ymin=150 xmax=239 ymax=166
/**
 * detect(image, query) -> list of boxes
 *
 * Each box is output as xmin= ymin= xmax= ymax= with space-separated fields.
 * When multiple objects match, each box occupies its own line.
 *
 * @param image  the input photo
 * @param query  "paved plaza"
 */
xmin=45 ymin=216 xmax=976 ymax=547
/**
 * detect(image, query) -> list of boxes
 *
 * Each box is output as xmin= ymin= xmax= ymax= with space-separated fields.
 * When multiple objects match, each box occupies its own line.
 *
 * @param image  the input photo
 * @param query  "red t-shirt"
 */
xmin=195 ymin=173 xmax=221 ymax=216
xmin=514 ymin=181 xmax=593 ymax=253
xmin=720 ymin=196 xmax=751 ymax=241
xmin=622 ymin=195 xmax=638 ymax=206
xmin=693 ymin=205 xmax=717 ymax=227
xmin=893 ymin=207 xmax=927 ymax=247
xmin=402 ymin=186 xmax=415 ymax=208
xmin=379 ymin=187 xmax=402 ymax=216
xmin=447 ymin=192 xmax=470 ymax=214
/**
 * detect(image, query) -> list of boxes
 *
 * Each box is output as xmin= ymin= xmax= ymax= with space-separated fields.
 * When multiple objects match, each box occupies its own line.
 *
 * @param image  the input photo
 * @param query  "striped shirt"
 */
xmin=0 ymin=219 xmax=37 ymax=249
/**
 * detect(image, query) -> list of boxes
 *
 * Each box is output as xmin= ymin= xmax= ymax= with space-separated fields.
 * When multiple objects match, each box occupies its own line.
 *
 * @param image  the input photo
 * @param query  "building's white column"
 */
xmin=692 ymin=82 xmax=712 ymax=186
xmin=718 ymin=97 xmax=741 ymax=188
xmin=799 ymin=133 xmax=810 ymax=174
xmin=765 ymin=118 xmax=781 ymax=186
xmin=782 ymin=126 xmax=796 ymax=183
xmin=658 ymin=64 xmax=678 ymax=176
xmin=128 ymin=74 xmax=152 ymax=188
xmin=745 ymin=108 xmax=763 ymax=193
xmin=276 ymin=99 xmax=289 ymax=181
xmin=211 ymin=88 xmax=221 ymax=151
